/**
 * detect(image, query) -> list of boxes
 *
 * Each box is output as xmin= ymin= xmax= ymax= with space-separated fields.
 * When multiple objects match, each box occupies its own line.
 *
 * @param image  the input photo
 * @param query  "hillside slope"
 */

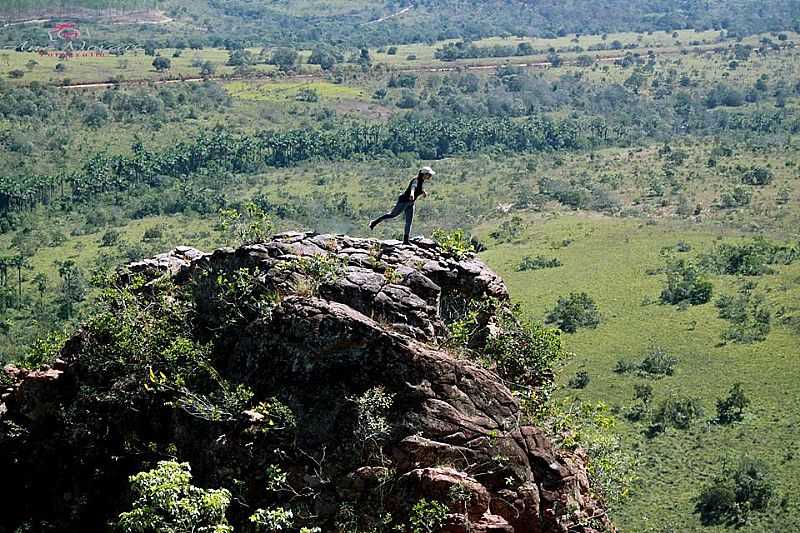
xmin=2 ymin=0 xmax=798 ymax=47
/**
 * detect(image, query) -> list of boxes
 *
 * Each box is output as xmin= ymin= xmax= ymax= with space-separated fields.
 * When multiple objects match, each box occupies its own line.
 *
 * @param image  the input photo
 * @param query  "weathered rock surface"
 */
xmin=0 ymin=233 xmax=611 ymax=532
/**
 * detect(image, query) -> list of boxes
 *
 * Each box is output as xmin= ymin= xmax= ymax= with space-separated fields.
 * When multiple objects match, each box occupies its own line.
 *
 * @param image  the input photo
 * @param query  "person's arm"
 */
xmin=408 ymin=178 xmax=418 ymax=201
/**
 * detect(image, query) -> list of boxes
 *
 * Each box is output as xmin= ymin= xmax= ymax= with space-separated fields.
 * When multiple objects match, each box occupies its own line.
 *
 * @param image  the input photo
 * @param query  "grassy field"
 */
xmin=226 ymin=79 xmax=365 ymax=102
xmin=478 ymin=213 xmax=800 ymax=532
xmin=2 ymin=28 xmax=796 ymax=88
xmin=0 ymin=46 xmax=290 ymax=85
xmin=370 ymin=30 xmax=798 ymax=69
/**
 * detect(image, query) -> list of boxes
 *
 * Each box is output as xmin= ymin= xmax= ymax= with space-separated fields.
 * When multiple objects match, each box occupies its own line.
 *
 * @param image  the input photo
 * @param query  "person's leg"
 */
xmin=403 ymin=202 xmax=415 ymax=244
xmin=371 ymin=200 xmax=408 ymax=229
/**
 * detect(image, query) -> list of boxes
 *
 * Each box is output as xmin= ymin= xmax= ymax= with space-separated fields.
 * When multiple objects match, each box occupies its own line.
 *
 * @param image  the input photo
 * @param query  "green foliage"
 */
xmin=250 ymin=398 xmax=297 ymax=432
xmin=152 ymin=56 xmax=171 ymax=72
xmin=489 ymin=216 xmax=525 ymax=242
xmin=701 ymin=238 xmax=798 ymax=276
xmin=295 ymin=88 xmax=320 ymax=102
xmin=637 ymin=345 xmax=678 ymax=378
xmin=740 ymin=166 xmax=773 ymax=186
xmin=543 ymin=401 xmax=638 ymax=509
xmin=715 ymin=284 xmax=771 ymax=343
xmin=218 ymin=202 xmax=273 ymax=246
xmin=270 ymin=48 xmax=299 ymax=72
xmin=648 ymin=394 xmax=704 ymax=434
xmin=694 ymin=457 xmax=776 ymax=526
xmin=516 ymin=255 xmax=562 ymax=271
xmin=615 ymin=345 xmax=678 ymax=378
xmin=192 ymin=267 xmax=277 ymax=333
xmin=19 ymin=329 xmax=69 ymax=369
xmin=719 ymin=185 xmax=752 ymax=208
xmin=56 ymin=260 xmax=86 ymax=319
xmin=350 ymin=386 xmax=394 ymax=461
xmin=545 ymin=292 xmax=601 ymax=333
xmin=659 ymin=258 xmax=712 ymax=305
xmin=446 ymin=298 xmax=566 ymax=412
xmin=568 ymin=370 xmax=590 ymax=389
xmin=487 ymin=303 xmax=567 ymax=409
xmin=409 ymin=499 xmax=449 ymax=533
xmin=715 ymin=383 xmax=750 ymax=424
xmin=431 ymin=228 xmax=475 ymax=259
xmin=292 ymin=254 xmax=346 ymax=294
xmin=249 ymin=507 xmax=294 ymax=531
xmin=116 ymin=461 xmax=233 ymax=533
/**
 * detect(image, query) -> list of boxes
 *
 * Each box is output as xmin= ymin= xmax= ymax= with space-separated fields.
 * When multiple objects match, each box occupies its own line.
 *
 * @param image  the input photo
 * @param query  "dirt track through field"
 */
xmin=55 ymin=52 xmax=636 ymax=90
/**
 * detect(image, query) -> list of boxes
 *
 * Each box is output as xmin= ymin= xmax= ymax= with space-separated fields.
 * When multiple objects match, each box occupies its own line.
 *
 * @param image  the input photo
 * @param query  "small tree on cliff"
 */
xmin=116 ymin=461 xmax=233 ymax=533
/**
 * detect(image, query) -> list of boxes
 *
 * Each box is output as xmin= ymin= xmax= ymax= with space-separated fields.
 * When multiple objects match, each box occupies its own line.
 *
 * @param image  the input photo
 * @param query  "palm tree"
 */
xmin=10 ymin=255 xmax=30 ymax=310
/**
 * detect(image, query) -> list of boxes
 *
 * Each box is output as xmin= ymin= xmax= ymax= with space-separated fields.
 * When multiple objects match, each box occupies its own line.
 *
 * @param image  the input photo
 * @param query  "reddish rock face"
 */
xmin=0 ymin=233 xmax=612 ymax=532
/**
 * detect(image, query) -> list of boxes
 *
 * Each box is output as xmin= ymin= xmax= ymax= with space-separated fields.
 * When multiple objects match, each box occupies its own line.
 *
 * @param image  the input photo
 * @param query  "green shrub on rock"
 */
xmin=116 ymin=461 xmax=233 ymax=533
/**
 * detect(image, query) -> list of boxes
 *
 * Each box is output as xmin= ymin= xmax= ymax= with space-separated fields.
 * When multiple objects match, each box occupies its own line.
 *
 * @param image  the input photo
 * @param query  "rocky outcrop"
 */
xmin=0 ymin=233 xmax=611 ymax=532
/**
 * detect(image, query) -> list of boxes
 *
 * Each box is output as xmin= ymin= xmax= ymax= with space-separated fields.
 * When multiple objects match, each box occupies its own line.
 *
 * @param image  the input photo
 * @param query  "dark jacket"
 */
xmin=399 ymin=177 xmax=424 ymax=202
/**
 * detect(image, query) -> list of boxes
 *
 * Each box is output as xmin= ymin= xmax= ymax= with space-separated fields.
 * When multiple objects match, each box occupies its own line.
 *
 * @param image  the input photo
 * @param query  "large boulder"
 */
xmin=0 ymin=233 xmax=612 ymax=532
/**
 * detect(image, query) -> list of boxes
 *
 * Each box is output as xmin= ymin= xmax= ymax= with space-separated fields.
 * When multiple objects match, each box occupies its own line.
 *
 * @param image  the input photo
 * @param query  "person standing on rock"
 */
xmin=369 ymin=166 xmax=435 ymax=245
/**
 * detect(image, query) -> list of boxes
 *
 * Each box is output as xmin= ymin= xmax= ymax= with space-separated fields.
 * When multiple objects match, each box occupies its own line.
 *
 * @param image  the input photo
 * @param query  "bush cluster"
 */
xmin=545 ymin=292 xmax=601 ymax=333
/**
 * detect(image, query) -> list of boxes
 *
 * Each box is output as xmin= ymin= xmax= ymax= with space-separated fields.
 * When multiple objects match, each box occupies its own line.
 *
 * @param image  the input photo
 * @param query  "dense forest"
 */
xmin=2 ymin=0 xmax=800 ymax=48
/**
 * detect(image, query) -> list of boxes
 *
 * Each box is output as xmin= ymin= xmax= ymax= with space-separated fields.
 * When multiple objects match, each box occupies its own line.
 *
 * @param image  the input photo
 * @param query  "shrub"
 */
xmin=295 ymin=88 xmax=319 ymax=102
xmin=488 ymin=304 xmax=566 ymax=397
xmin=638 ymin=346 xmax=678 ymax=378
xmin=489 ymin=216 xmax=524 ymax=242
xmin=568 ymin=370 xmax=590 ymax=389
xmin=740 ymin=166 xmax=773 ymax=186
xmin=545 ymin=292 xmax=601 ymax=333
xmin=649 ymin=394 xmax=703 ymax=434
xmin=432 ymin=228 xmax=475 ymax=259
xmin=613 ymin=359 xmax=638 ymax=374
xmin=249 ymin=507 xmax=294 ymax=531
xmin=115 ymin=461 xmax=233 ymax=533
xmin=152 ymin=56 xmax=171 ymax=71
xmin=614 ymin=347 xmax=677 ymax=378
xmin=100 ymin=229 xmax=121 ymax=247
xmin=448 ymin=299 xmax=566 ymax=412
xmin=410 ymin=499 xmax=448 ymax=533
xmin=143 ymin=224 xmax=166 ymax=241
xmin=694 ymin=458 xmax=775 ymax=526
xmin=659 ymin=258 xmax=712 ymax=305
xmin=516 ymin=255 xmax=562 ymax=271
xmin=719 ymin=185 xmax=752 ymax=208
xmin=715 ymin=285 xmax=771 ymax=343
xmin=218 ymin=202 xmax=273 ymax=246
xmin=84 ymin=102 xmax=110 ymax=128
xmin=625 ymin=384 xmax=653 ymax=422
xmin=291 ymin=254 xmax=346 ymax=294
xmin=716 ymin=383 xmax=750 ymax=424
xmin=542 ymin=401 xmax=638 ymax=508
xmin=396 ymin=90 xmax=419 ymax=109
xmin=701 ymin=238 xmax=798 ymax=276
xmin=350 ymin=386 xmax=394 ymax=457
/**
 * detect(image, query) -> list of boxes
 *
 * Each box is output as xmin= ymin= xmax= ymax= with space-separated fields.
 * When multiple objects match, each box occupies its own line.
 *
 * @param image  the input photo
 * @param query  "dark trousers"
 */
xmin=372 ymin=198 xmax=415 ymax=243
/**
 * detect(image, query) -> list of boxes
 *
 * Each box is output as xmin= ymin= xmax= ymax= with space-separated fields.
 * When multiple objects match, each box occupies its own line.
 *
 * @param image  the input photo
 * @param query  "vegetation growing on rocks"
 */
xmin=0 ymin=234 xmax=612 ymax=532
